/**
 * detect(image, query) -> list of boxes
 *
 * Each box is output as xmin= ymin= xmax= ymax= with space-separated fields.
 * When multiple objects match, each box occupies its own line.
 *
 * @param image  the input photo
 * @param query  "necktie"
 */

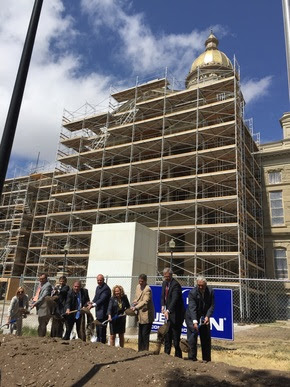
xmin=165 ymin=283 xmax=169 ymax=303
xmin=76 ymin=293 xmax=81 ymax=319
xmin=32 ymin=286 xmax=41 ymax=302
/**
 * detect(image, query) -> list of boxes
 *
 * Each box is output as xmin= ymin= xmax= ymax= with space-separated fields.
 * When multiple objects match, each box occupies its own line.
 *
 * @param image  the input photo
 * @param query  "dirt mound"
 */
xmin=0 ymin=335 xmax=289 ymax=387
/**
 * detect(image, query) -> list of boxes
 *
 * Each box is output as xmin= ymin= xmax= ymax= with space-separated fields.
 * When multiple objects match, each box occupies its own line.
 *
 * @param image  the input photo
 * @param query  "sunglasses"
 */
xmin=18 ymin=291 xmax=24 ymax=294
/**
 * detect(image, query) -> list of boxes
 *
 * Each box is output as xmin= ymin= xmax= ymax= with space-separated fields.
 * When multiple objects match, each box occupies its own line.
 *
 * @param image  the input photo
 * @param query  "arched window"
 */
xmin=274 ymin=248 xmax=288 ymax=279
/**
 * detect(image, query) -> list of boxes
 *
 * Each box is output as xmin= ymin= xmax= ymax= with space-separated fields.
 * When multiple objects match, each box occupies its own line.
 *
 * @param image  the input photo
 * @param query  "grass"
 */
xmin=22 ymin=326 xmax=38 ymax=337
xmin=124 ymin=322 xmax=290 ymax=372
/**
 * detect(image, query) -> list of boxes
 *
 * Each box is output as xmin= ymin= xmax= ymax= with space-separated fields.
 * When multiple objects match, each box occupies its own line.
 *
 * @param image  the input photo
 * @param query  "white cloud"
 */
xmin=3 ymin=0 xmax=269 ymax=172
xmin=0 ymin=0 xmax=113 ymax=165
xmin=81 ymin=0 xmax=224 ymax=79
xmin=1 ymin=0 xmax=227 ymax=169
xmin=241 ymin=76 xmax=272 ymax=105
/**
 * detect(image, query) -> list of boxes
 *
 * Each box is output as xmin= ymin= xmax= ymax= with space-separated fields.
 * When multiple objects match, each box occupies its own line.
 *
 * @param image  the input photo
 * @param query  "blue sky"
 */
xmin=0 ymin=0 xmax=288 ymax=177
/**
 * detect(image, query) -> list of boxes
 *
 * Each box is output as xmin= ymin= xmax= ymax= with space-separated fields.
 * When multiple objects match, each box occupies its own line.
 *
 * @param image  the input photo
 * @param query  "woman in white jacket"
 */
xmin=8 ymin=287 xmax=29 ymax=336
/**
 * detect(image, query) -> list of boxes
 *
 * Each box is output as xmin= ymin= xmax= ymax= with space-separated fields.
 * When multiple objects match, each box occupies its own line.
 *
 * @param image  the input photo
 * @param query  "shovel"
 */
xmin=157 ymin=320 xmax=170 ymax=339
xmin=61 ymin=308 xmax=86 ymax=317
xmin=153 ymin=320 xmax=170 ymax=355
xmin=95 ymin=313 xmax=126 ymax=326
xmin=180 ymin=338 xmax=190 ymax=353
xmin=0 ymin=318 xmax=17 ymax=329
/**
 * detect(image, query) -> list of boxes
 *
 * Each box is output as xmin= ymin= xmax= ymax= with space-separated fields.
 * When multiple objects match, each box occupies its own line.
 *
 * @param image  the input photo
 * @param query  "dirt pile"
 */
xmin=0 ymin=335 xmax=289 ymax=387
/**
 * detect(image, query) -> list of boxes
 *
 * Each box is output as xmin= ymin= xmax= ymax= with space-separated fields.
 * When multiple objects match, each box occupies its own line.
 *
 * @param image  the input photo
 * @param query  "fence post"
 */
xmin=0 ymin=296 xmax=7 ymax=327
xmin=238 ymin=279 xmax=244 ymax=323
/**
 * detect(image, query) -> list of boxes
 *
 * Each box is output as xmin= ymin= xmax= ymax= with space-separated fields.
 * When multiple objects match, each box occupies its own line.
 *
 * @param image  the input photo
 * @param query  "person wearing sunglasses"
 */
xmin=7 ymin=287 xmax=29 ymax=336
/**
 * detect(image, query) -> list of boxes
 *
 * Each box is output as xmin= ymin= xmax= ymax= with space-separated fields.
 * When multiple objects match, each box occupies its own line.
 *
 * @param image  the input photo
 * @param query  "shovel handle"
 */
xmin=63 ymin=309 xmax=79 ymax=316
xmin=64 ymin=306 xmax=92 ymax=316
xmin=102 ymin=313 xmax=126 ymax=325
xmin=0 ymin=318 xmax=17 ymax=329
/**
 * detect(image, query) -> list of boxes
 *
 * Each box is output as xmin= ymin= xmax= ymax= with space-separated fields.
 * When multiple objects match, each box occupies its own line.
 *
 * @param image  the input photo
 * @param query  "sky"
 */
xmin=0 ymin=0 xmax=288 ymax=177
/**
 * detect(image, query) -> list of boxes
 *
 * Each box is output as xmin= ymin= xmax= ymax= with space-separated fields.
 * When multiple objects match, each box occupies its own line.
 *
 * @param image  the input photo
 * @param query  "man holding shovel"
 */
xmin=185 ymin=275 xmax=215 ymax=362
xmin=30 ymin=273 xmax=53 ymax=337
xmin=63 ymin=280 xmax=90 ymax=341
xmin=90 ymin=274 xmax=111 ymax=344
xmin=161 ymin=268 xmax=185 ymax=358
xmin=50 ymin=276 xmax=70 ymax=338
xmin=131 ymin=273 xmax=155 ymax=351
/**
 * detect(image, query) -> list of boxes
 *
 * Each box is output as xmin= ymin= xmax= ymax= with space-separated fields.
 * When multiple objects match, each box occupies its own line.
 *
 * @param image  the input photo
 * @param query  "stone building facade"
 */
xmin=260 ymin=113 xmax=290 ymax=280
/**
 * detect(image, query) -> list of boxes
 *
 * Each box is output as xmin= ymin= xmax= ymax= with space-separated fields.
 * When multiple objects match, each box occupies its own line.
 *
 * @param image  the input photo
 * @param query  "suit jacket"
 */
xmin=65 ymin=288 xmax=90 ymax=313
xmin=92 ymin=283 xmax=111 ymax=320
xmin=53 ymin=284 xmax=70 ymax=315
xmin=107 ymin=295 xmax=130 ymax=318
xmin=134 ymin=284 xmax=155 ymax=324
xmin=161 ymin=278 xmax=185 ymax=326
xmin=35 ymin=281 xmax=53 ymax=317
xmin=185 ymin=286 xmax=215 ymax=331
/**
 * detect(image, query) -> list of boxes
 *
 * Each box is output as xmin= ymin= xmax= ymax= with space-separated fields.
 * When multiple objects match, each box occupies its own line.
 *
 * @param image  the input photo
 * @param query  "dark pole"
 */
xmin=63 ymin=251 xmax=67 ymax=275
xmin=169 ymin=238 xmax=175 ymax=269
xmin=0 ymin=0 xmax=44 ymax=196
xmin=63 ymin=244 xmax=69 ymax=274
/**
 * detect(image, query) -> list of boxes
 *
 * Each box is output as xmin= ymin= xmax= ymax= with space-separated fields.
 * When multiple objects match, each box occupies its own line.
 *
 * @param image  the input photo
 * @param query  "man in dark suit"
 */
xmin=50 ymin=275 xmax=70 ymax=338
xmin=161 ymin=268 xmax=185 ymax=358
xmin=90 ymin=274 xmax=111 ymax=343
xmin=64 ymin=280 xmax=90 ymax=341
xmin=185 ymin=275 xmax=215 ymax=362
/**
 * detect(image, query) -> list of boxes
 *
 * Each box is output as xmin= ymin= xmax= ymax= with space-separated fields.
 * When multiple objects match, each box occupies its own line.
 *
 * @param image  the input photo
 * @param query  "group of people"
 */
xmin=7 ymin=268 xmax=215 ymax=362
xmin=89 ymin=273 xmax=155 ymax=351
xmin=7 ymin=274 xmax=64 ymax=337
xmin=6 ymin=272 xmax=156 ymax=352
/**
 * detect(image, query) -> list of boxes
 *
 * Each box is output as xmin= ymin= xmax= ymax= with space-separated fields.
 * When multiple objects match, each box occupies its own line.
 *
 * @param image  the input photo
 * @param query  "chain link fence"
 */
xmin=0 ymin=276 xmax=289 ymax=335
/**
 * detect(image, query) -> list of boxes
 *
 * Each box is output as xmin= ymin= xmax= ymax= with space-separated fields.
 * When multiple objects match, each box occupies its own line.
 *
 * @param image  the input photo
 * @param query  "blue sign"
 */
xmin=150 ymin=285 xmax=233 ymax=341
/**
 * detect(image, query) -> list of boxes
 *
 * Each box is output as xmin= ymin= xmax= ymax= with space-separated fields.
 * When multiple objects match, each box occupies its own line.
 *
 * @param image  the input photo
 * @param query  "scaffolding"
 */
xmin=19 ymin=54 xmax=264 ymax=287
xmin=0 ymin=174 xmax=36 ymax=277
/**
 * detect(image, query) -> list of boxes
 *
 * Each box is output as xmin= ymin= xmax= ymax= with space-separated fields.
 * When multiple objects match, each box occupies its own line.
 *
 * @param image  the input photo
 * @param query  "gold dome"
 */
xmin=186 ymin=33 xmax=233 ymax=88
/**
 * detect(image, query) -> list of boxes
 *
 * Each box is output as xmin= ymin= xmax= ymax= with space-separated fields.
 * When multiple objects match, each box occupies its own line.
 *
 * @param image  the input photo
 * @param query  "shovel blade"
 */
xmin=93 ymin=319 xmax=103 ymax=326
xmin=157 ymin=321 xmax=170 ymax=338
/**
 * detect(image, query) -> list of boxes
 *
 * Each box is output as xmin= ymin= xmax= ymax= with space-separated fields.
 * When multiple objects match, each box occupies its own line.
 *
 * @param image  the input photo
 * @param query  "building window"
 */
xmin=268 ymin=171 xmax=281 ymax=184
xmin=269 ymin=191 xmax=284 ymax=225
xmin=274 ymin=248 xmax=288 ymax=279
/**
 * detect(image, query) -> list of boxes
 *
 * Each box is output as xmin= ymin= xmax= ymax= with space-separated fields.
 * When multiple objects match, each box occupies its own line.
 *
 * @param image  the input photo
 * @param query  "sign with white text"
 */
xmin=150 ymin=285 xmax=234 ymax=340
